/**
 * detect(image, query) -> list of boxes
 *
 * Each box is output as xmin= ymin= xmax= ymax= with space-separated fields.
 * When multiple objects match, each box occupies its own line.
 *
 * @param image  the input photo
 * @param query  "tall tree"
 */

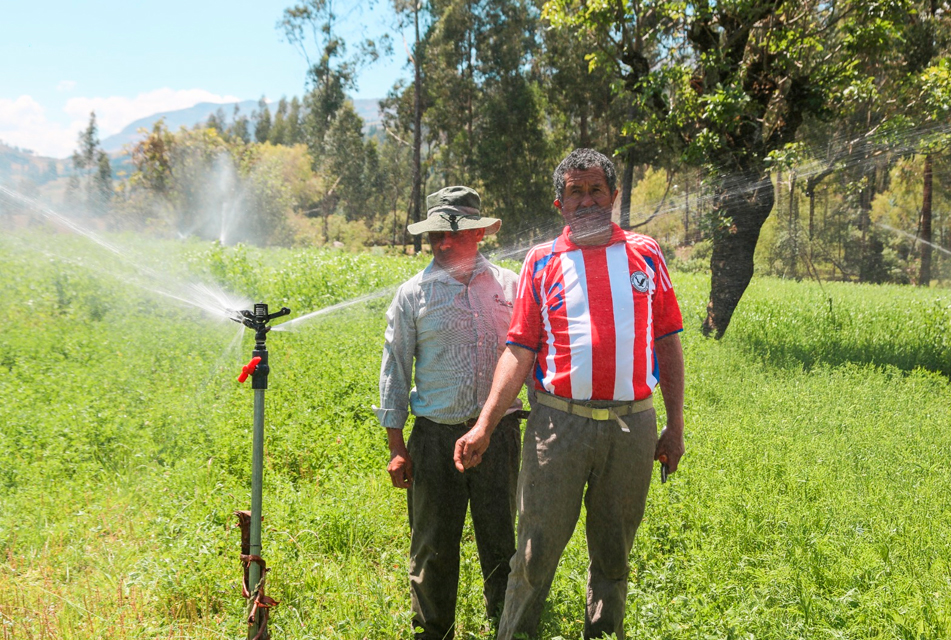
xmin=908 ymin=1 xmax=951 ymax=284
xmin=253 ymin=96 xmax=272 ymax=143
xmin=281 ymin=0 xmax=388 ymax=159
xmin=325 ymin=102 xmax=375 ymax=220
xmin=471 ymin=0 xmax=556 ymax=241
xmin=205 ymin=107 xmax=227 ymax=134
xmin=286 ymin=96 xmax=304 ymax=144
xmin=546 ymin=0 xmax=918 ymax=337
xmin=270 ymin=97 xmax=290 ymax=145
xmin=538 ymin=19 xmax=621 ymax=158
xmin=69 ymin=111 xmax=113 ymax=216
xmin=402 ymin=0 xmax=426 ymax=253
xmin=230 ymin=105 xmax=252 ymax=144
xmin=400 ymin=0 xmax=557 ymax=239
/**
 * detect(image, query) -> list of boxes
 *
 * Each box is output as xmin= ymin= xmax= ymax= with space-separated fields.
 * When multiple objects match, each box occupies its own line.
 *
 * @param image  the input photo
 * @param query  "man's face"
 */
xmin=428 ymin=228 xmax=485 ymax=272
xmin=555 ymin=168 xmax=618 ymax=242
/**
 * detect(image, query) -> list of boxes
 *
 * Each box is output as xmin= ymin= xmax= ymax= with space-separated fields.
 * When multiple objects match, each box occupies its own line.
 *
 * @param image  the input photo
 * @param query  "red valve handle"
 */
xmin=238 ymin=357 xmax=262 ymax=383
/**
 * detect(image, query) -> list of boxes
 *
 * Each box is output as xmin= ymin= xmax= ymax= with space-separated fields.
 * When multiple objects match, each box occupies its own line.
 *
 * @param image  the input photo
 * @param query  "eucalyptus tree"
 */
xmin=538 ymin=24 xmax=619 ymax=152
xmin=390 ymin=0 xmax=428 ymax=252
xmin=252 ymin=96 xmax=272 ymax=144
xmin=286 ymin=97 xmax=304 ymax=145
xmin=538 ymin=15 xmax=630 ymax=219
xmin=545 ymin=0 xmax=916 ymax=336
xmin=408 ymin=0 xmax=557 ymax=239
xmin=230 ymin=105 xmax=252 ymax=144
xmin=469 ymin=0 xmax=557 ymax=241
xmin=270 ymin=97 xmax=291 ymax=145
xmin=68 ymin=111 xmax=113 ymax=217
xmin=280 ymin=0 xmax=392 ymax=227
xmin=280 ymin=0 xmax=389 ymax=157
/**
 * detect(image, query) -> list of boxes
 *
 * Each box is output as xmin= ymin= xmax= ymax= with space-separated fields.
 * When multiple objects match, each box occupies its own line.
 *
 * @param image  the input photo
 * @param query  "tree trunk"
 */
xmin=619 ymin=149 xmax=635 ymax=229
xmin=701 ymin=171 xmax=775 ymax=338
xmin=579 ymin=102 xmax=589 ymax=148
xmin=683 ymin=171 xmax=690 ymax=243
xmin=918 ymin=153 xmax=933 ymax=286
xmin=410 ymin=4 xmax=423 ymax=254
xmin=618 ymin=103 xmax=636 ymax=229
xmin=788 ymin=171 xmax=798 ymax=280
xmin=857 ymin=168 xmax=877 ymax=282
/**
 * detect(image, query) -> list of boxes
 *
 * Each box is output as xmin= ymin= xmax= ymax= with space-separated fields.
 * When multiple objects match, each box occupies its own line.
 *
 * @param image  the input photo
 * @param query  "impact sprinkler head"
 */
xmin=231 ymin=303 xmax=291 ymax=336
xmin=231 ymin=304 xmax=290 ymax=390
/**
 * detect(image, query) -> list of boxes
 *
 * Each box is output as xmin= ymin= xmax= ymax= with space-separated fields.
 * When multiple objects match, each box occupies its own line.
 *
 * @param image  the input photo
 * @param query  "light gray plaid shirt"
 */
xmin=375 ymin=253 xmax=521 ymax=429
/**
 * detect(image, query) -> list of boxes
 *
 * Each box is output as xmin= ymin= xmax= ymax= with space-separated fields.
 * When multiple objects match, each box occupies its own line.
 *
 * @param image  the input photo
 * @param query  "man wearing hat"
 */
xmin=374 ymin=186 xmax=524 ymax=639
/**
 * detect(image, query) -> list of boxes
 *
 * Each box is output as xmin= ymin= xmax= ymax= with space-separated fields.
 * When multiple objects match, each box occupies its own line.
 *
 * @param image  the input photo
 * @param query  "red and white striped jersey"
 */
xmin=506 ymin=224 xmax=683 ymax=401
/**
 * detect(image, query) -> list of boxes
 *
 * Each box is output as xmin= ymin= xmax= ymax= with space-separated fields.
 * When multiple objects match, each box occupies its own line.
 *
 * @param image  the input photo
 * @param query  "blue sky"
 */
xmin=0 ymin=0 xmax=409 ymax=158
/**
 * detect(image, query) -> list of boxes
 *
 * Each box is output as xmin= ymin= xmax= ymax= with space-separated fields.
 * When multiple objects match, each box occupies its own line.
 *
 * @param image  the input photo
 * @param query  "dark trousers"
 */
xmin=406 ymin=414 xmax=521 ymax=640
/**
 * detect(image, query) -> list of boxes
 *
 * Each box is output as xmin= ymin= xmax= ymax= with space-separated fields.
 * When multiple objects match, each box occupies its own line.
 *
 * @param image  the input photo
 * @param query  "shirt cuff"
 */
xmin=655 ymin=327 xmax=684 ymax=341
xmin=373 ymin=406 xmax=408 ymax=429
xmin=505 ymin=340 xmax=540 ymax=353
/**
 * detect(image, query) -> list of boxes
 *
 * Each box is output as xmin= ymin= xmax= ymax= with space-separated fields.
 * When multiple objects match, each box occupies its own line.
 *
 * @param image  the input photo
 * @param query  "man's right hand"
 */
xmin=453 ymin=425 xmax=491 ymax=472
xmin=387 ymin=447 xmax=414 ymax=488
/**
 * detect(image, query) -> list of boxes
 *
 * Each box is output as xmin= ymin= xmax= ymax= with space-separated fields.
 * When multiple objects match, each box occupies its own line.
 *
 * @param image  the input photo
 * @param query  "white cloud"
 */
xmin=64 ymin=88 xmax=241 ymax=139
xmin=57 ymin=80 xmax=77 ymax=92
xmin=0 ymin=96 xmax=74 ymax=157
xmin=0 ymin=89 xmax=242 ymax=158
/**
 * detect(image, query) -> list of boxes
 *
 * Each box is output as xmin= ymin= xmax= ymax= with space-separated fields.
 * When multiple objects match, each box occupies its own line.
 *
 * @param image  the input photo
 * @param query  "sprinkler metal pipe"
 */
xmin=234 ymin=303 xmax=289 ymax=640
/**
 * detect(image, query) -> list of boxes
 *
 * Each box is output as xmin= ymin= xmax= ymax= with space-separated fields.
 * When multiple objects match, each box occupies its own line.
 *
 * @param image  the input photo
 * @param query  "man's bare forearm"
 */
xmin=655 ymin=332 xmax=685 ymax=431
xmin=475 ymin=344 xmax=535 ymax=434
xmin=387 ymin=426 xmax=408 ymax=454
xmin=453 ymin=344 xmax=535 ymax=471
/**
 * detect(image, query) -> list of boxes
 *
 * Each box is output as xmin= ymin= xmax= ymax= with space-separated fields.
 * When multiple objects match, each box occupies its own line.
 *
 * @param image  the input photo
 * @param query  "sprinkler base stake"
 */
xmin=235 ymin=511 xmax=279 ymax=640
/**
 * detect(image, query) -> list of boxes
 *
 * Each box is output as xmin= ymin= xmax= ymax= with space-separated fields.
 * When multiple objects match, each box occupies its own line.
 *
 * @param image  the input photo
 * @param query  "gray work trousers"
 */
xmin=406 ymin=414 xmax=521 ymax=640
xmin=496 ymin=402 xmax=657 ymax=640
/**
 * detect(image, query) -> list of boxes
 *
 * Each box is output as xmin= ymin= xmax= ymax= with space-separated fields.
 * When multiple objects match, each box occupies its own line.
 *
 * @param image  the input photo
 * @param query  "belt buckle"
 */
xmin=591 ymin=408 xmax=610 ymax=421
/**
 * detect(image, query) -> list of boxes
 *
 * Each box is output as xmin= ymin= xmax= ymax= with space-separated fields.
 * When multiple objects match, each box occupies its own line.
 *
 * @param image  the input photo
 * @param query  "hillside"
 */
xmin=100 ymin=98 xmax=384 ymax=153
xmin=0 ymin=142 xmax=68 ymax=189
xmin=1 ymin=97 xmax=384 ymax=200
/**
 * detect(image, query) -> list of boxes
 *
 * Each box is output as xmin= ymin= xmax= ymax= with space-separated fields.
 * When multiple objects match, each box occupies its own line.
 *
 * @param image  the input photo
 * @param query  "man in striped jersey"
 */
xmin=454 ymin=149 xmax=685 ymax=639
xmin=376 ymin=186 xmax=525 ymax=639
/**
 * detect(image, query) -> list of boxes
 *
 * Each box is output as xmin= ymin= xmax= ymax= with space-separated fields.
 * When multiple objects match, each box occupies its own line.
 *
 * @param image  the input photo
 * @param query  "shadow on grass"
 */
xmin=725 ymin=294 xmax=951 ymax=378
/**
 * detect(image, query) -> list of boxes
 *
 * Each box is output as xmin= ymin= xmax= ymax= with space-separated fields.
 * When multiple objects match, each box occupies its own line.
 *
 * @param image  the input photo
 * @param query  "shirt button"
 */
xmin=473 ymin=312 xmax=479 ymax=318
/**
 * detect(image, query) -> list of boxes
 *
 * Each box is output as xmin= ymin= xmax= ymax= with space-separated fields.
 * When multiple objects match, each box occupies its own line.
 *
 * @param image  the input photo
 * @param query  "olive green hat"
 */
xmin=407 ymin=186 xmax=502 ymax=235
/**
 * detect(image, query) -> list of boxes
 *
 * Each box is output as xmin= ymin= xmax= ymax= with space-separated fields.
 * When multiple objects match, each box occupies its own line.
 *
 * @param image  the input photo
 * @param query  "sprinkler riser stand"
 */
xmin=232 ymin=302 xmax=288 ymax=640
xmin=247 ymin=388 xmax=266 ymax=640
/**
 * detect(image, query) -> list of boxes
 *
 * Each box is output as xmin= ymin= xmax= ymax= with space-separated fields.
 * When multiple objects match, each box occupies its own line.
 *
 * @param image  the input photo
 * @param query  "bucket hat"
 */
xmin=407 ymin=186 xmax=501 ymax=235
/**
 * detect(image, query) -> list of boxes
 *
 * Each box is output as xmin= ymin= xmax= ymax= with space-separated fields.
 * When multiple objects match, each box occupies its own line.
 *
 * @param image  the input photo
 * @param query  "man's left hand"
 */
xmin=655 ymin=425 xmax=685 ymax=473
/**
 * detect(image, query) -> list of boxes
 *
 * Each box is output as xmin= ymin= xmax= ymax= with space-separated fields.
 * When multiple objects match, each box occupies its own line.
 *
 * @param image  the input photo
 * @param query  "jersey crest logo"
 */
xmin=631 ymin=271 xmax=650 ymax=292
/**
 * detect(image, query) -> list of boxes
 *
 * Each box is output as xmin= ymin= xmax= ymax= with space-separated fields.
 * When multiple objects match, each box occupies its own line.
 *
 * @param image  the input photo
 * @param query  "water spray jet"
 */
xmin=231 ymin=302 xmax=289 ymax=640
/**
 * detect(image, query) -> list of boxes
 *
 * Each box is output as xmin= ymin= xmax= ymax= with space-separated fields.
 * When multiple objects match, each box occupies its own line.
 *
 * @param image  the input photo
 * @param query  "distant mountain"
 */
xmin=0 ymin=141 xmax=68 ymax=188
xmin=100 ymin=98 xmax=384 ymax=153
xmin=1 ymin=98 xmax=385 ymax=197
xmin=100 ymin=100 xmax=256 ymax=152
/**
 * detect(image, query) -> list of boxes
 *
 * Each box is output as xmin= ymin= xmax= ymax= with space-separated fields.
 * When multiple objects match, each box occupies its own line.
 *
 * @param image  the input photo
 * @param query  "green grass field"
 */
xmin=1 ymin=231 xmax=950 ymax=639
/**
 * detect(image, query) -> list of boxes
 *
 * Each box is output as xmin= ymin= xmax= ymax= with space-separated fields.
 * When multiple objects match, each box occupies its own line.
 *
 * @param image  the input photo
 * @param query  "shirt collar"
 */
xmin=552 ymin=223 xmax=628 ymax=253
xmin=422 ymin=252 xmax=492 ymax=285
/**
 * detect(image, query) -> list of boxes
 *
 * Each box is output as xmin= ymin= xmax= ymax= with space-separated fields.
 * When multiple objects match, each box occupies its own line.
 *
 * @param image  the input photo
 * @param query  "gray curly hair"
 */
xmin=553 ymin=148 xmax=618 ymax=202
